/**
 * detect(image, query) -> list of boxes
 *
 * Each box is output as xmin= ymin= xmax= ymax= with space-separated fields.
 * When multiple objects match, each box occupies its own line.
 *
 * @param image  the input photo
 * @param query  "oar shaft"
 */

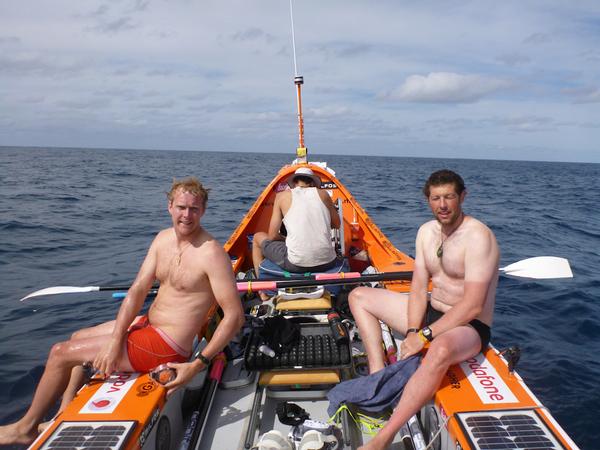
xmin=98 ymin=286 xmax=132 ymax=292
xmin=236 ymin=271 xmax=413 ymax=293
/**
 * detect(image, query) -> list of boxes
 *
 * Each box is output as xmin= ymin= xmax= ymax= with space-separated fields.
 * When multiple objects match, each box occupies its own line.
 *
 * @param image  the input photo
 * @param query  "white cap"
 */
xmin=286 ymin=167 xmax=322 ymax=188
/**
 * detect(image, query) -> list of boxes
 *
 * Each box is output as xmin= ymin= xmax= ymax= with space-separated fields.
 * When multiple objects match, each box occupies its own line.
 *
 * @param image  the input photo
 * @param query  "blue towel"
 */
xmin=327 ymin=356 xmax=420 ymax=416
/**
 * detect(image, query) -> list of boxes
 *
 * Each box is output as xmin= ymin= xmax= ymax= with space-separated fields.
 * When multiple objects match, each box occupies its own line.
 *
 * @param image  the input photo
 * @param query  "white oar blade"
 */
xmin=20 ymin=286 xmax=99 ymax=302
xmin=500 ymin=256 xmax=573 ymax=279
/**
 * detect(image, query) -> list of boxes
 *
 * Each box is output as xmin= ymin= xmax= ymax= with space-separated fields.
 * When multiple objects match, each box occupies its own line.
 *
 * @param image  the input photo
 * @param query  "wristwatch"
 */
xmin=196 ymin=353 xmax=211 ymax=366
xmin=420 ymin=326 xmax=434 ymax=342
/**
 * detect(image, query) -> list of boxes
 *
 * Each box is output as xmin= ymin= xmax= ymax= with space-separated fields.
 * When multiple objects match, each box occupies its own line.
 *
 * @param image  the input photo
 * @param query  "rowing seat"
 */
xmin=275 ymin=290 xmax=332 ymax=312
xmin=259 ymin=369 xmax=341 ymax=386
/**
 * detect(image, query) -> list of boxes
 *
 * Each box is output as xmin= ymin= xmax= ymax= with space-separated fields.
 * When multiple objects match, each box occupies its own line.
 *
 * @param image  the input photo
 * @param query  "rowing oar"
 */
xmin=179 ymin=352 xmax=226 ymax=450
xmin=236 ymin=270 xmax=412 ymax=294
xmin=18 ymin=256 xmax=573 ymax=301
xmin=18 ymin=271 xmax=412 ymax=301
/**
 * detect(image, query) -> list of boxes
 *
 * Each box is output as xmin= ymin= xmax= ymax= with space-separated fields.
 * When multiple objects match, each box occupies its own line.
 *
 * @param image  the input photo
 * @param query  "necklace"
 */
xmin=437 ymin=214 xmax=464 ymax=258
xmin=175 ymin=242 xmax=193 ymax=266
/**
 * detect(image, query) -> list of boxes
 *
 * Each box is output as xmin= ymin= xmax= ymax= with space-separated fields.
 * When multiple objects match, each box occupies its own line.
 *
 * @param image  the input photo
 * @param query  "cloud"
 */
xmin=562 ymin=86 xmax=600 ymax=104
xmin=312 ymin=41 xmax=373 ymax=59
xmin=523 ymin=32 xmax=553 ymax=45
xmin=0 ymin=36 xmax=20 ymax=45
xmin=231 ymin=27 xmax=275 ymax=44
xmin=385 ymin=72 xmax=512 ymax=104
xmin=88 ymin=16 xmax=137 ymax=34
xmin=0 ymin=54 xmax=87 ymax=77
xmin=496 ymin=53 xmax=532 ymax=67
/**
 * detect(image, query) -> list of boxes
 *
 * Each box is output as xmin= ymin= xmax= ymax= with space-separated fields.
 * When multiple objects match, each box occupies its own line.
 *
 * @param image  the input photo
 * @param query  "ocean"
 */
xmin=0 ymin=146 xmax=598 ymax=449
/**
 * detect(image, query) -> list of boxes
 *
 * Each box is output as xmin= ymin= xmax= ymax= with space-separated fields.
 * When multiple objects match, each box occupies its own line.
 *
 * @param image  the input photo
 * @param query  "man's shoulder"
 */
xmin=276 ymin=190 xmax=292 ymax=200
xmin=154 ymin=227 xmax=175 ymax=244
xmin=464 ymin=216 xmax=496 ymax=237
xmin=192 ymin=233 xmax=226 ymax=258
xmin=418 ymin=220 xmax=439 ymax=234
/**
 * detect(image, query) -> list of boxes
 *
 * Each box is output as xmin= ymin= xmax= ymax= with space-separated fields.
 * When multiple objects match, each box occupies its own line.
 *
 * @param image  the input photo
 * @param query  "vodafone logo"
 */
xmin=80 ymin=373 xmax=139 ymax=414
xmin=460 ymin=354 xmax=518 ymax=404
xmin=89 ymin=398 xmax=113 ymax=411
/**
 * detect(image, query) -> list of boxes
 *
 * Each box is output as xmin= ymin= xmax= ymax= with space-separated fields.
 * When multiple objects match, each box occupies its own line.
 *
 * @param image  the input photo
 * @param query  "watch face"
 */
xmin=422 ymin=327 xmax=433 ymax=340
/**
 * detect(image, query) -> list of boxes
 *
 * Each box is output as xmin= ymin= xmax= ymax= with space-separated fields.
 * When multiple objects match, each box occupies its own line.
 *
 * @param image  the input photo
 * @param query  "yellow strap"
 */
xmin=418 ymin=329 xmax=430 ymax=348
xmin=329 ymin=404 xmax=389 ymax=436
xmin=247 ymin=280 xmax=252 ymax=296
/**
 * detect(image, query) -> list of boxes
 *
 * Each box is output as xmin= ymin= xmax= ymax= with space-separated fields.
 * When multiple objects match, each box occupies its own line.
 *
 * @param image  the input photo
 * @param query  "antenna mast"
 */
xmin=289 ymin=0 xmax=307 ymax=162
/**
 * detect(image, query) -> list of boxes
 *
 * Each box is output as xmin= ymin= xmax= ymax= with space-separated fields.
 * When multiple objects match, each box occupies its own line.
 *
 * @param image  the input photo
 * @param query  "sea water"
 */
xmin=0 ymin=146 xmax=599 ymax=449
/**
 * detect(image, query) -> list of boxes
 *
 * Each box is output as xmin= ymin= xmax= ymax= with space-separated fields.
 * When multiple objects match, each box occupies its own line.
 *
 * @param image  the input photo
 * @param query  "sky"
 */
xmin=1 ymin=1 xmax=599 ymax=163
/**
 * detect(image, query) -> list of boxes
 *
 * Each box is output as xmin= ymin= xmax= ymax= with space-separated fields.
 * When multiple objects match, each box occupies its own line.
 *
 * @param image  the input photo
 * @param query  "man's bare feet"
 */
xmin=38 ymin=419 xmax=55 ymax=435
xmin=0 ymin=422 xmax=38 ymax=446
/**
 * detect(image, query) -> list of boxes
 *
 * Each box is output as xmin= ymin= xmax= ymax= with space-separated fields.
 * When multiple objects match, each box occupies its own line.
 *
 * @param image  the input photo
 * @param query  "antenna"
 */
xmin=289 ymin=0 xmax=307 ymax=162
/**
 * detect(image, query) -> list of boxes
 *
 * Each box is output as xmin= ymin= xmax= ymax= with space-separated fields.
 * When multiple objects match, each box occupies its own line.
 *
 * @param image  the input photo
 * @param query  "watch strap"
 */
xmin=417 ymin=329 xmax=430 ymax=344
xmin=406 ymin=328 xmax=419 ymax=335
xmin=196 ymin=353 xmax=211 ymax=366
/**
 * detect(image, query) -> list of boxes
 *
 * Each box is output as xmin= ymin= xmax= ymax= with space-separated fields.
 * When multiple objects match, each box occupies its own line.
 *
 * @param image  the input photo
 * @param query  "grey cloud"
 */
xmin=497 ymin=116 xmax=556 ymax=132
xmin=89 ymin=16 xmax=137 ymax=34
xmin=496 ymin=53 xmax=531 ymax=67
xmin=21 ymin=96 xmax=46 ymax=104
xmin=421 ymin=115 xmax=557 ymax=134
xmin=57 ymin=98 xmax=112 ymax=110
xmin=312 ymin=41 xmax=373 ymax=59
xmin=138 ymin=100 xmax=175 ymax=109
xmin=523 ymin=32 xmax=552 ymax=45
xmin=131 ymin=0 xmax=150 ymax=13
xmin=0 ymin=36 xmax=20 ymax=45
xmin=231 ymin=27 xmax=275 ymax=43
xmin=0 ymin=55 xmax=87 ymax=77
xmin=562 ymin=86 xmax=600 ymax=104
xmin=580 ymin=50 xmax=600 ymax=63
xmin=76 ymin=4 xmax=110 ymax=19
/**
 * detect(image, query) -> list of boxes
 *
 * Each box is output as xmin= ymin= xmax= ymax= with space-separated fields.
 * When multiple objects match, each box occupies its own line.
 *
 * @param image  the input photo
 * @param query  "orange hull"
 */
xmin=225 ymin=162 xmax=414 ymax=291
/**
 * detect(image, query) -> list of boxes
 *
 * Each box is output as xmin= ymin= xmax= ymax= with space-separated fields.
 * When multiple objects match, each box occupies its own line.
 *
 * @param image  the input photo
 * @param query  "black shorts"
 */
xmin=426 ymin=303 xmax=491 ymax=353
xmin=261 ymin=239 xmax=338 ymax=273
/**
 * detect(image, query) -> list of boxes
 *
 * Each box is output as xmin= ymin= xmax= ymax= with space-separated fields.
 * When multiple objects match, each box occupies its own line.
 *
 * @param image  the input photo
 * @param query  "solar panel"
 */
xmin=39 ymin=421 xmax=136 ymax=450
xmin=456 ymin=409 xmax=566 ymax=450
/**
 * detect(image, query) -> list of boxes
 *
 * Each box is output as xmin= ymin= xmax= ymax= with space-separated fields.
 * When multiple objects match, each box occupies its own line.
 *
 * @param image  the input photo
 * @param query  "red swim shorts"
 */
xmin=126 ymin=316 xmax=190 ymax=372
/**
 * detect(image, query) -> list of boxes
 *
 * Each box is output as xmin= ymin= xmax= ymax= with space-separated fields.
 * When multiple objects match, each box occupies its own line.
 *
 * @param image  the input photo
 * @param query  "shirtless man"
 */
xmin=252 ymin=167 xmax=340 ymax=297
xmin=349 ymin=169 xmax=499 ymax=450
xmin=0 ymin=177 xmax=245 ymax=446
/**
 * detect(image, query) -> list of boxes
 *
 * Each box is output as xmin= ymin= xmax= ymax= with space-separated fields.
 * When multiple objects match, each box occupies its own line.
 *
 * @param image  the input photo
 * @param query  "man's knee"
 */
xmin=348 ymin=287 xmax=371 ymax=311
xmin=424 ymin=341 xmax=453 ymax=369
xmin=253 ymin=232 xmax=267 ymax=247
xmin=48 ymin=341 xmax=70 ymax=364
xmin=71 ymin=328 xmax=86 ymax=340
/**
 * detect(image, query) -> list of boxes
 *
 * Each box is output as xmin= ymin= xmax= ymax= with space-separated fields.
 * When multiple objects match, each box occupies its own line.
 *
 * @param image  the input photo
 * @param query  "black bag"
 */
xmin=259 ymin=315 xmax=301 ymax=355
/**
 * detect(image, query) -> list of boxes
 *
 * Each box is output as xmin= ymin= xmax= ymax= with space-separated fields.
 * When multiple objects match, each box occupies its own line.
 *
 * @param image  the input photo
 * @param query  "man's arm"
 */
xmin=401 ymin=226 xmax=431 ymax=358
xmin=319 ymin=190 xmax=340 ymax=229
xmin=165 ymin=243 xmax=244 ymax=392
xmin=267 ymin=193 xmax=285 ymax=240
xmin=93 ymin=235 xmax=160 ymax=376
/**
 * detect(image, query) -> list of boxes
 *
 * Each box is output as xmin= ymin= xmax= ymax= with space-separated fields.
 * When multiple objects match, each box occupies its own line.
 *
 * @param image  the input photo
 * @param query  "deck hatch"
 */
xmin=456 ymin=409 xmax=566 ymax=449
xmin=40 ymin=420 xmax=136 ymax=450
